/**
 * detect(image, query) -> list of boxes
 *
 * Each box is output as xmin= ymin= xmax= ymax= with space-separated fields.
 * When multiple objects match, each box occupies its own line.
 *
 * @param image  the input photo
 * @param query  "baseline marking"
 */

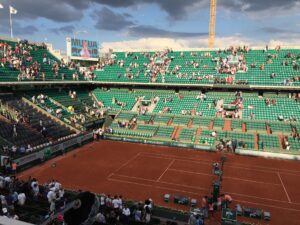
xmin=107 ymin=152 xmax=142 ymax=178
xmin=112 ymin=172 xmax=294 ymax=206
xmin=111 ymin=173 xmax=209 ymax=191
xmin=140 ymin=152 xmax=300 ymax=175
xmin=108 ymin=152 xmax=299 ymax=206
xmin=156 ymin=159 xmax=175 ymax=182
xmin=168 ymin=168 xmax=281 ymax=186
xmin=277 ymin=172 xmax=292 ymax=203
xmin=107 ymin=177 xmax=300 ymax=212
xmin=107 ymin=177 xmax=208 ymax=197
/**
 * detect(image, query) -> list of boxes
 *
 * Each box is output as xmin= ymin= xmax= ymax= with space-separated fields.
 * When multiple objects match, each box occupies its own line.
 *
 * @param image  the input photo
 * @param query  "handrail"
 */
xmin=22 ymin=97 xmax=81 ymax=134
xmin=0 ymin=80 xmax=300 ymax=91
xmin=0 ymin=100 xmax=18 ymax=121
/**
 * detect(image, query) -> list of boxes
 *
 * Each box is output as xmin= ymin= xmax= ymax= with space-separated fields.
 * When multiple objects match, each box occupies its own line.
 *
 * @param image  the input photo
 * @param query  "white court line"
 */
xmin=233 ymin=198 xmax=300 ymax=213
xmin=224 ymin=189 xmax=299 ymax=206
xmin=112 ymin=173 xmax=300 ymax=206
xmin=140 ymin=152 xmax=213 ymax=164
xmin=140 ymin=153 xmax=277 ymax=175
xmin=140 ymin=152 xmax=300 ymax=175
xmin=156 ymin=159 xmax=175 ymax=182
xmin=111 ymin=173 xmax=209 ymax=192
xmin=108 ymin=151 xmax=299 ymax=206
xmin=168 ymin=168 xmax=282 ymax=186
xmin=107 ymin=152 xmax=142 ymax=178
xmin=113 ymin=174 xmax=156 ymax=182
xmin=278 ymin=172 xmax=292 ymax=203
xmin=107 ymin=177 xmax=300 ymax=212
xmin=107 ymin=177 xmax=208 ymax=196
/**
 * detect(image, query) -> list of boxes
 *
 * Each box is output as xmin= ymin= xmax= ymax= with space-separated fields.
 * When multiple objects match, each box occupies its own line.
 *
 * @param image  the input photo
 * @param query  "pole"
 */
xmin=9 ymin=11 xmax=13 ymax=38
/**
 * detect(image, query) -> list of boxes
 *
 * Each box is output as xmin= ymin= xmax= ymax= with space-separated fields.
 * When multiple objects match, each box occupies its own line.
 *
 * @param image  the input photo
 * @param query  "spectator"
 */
xmin=17 ymin=193 xmax=26 ymax=206
xmin=122 ymin=204 xmax=131 ymax=222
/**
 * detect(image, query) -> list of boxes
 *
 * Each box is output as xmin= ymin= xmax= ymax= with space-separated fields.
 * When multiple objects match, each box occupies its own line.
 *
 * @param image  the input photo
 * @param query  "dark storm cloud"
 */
xmin=93 ymin=0 xmax=300 ymax=18
xmin=14 ymin=25 xmax=39 ymax=35
xmin=50 ymin=25 xmax=75 ymax=35
xmin=93 ymin=7 xmax=135 ymax=31
xmin=1 ymin=0 xmax=88 ymax=22
xmin=93 ymin=0 xmax=204 ymax=20
xmin=127 ymin=25 xmax=207 ymax=38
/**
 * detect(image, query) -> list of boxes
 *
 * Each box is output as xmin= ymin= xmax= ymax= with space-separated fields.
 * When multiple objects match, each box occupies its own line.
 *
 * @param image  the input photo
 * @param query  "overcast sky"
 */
xmin=0 ymin=0 xmax=300 ymax=51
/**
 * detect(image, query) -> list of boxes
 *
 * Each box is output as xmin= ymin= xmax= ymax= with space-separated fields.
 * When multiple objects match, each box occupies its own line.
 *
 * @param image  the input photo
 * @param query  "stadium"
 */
xmin=0 ymin=0 xmax=300 ymax=225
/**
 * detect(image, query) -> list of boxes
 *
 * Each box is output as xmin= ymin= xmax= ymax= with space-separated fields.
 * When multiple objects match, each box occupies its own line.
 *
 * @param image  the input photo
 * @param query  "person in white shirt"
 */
xmin=18 ymin=193 xmax=26 ymax=206
xmin=31 ymin=180 xmax=39 ymax=197
xmin=54 ymin=181 xmax=62 ymax=190
xmin=2 ymin=208 xmax=8 ymax=217
xmin=112 ymin=195 xmax=119 ymax=209
xmin=4 ymin=176 xmax=11 ymax=183
xmin=122 ymin=204 xmax=131 ymax=222
xmin=105 ymin=195 xmax=112 ymax=208
xmin=58 ymin=188 xmax=64 ymax=199
xmin=26 ymin=144 xmax=33 ymax=153
xmin=211 ymin=131 xmax=217 ymax=138
xmin=95 ymin=212 xmax=106 ymax=224
xmin=47 ymin=190 xmax=56 ymax=203
xmin=100 ymin=195 xmax=106 ymax=209
xmin=122 ymin=205 xmax=130 ymax=216
xmin=117 ymin=195 xmax=123 ymax=209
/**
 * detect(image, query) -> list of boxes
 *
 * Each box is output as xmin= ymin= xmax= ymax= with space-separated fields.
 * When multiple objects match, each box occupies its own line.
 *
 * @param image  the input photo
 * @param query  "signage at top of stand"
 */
xmin=66 ymin=37 xmax=99 ymax=61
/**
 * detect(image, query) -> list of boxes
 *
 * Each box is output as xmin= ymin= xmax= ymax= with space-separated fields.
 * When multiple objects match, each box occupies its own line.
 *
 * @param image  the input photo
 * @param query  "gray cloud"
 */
xmin=260 ymin=27 xmax=300 ymax=34
xmin=220 ymin=0 xmax=299 ymax=12
xmin=94 ymin=0 xmax=300 ymax=19
xmin=1 ymin=0 xmax=88 ymax=22
xmin=50 ymin=25 xmax=75 ymax=34
xmin=92 ymin=0 xmax=204 ymax=20
xmin=127 ymin=25 xmax=207 ymax=38
xmin=0 ymin=22 xmax=39 ymax=36
xmin=14 ymin=25 xmax=39 ymax=35
xmin=93 ymin=7 xmax=135 ymax=30
xmin=0 ymin=0 xmax=298 ymax=24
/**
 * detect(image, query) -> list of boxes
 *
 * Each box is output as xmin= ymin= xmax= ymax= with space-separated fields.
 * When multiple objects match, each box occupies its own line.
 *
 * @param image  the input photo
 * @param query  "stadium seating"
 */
xmin=178 ymin=128 xmax=197 ymax=142
xmin=258 ymin=134 xmax=281 ymax=150
xmin=1 ymin=37 xmax=300 ymax=160
xmin=24 ymin=89 xmax=101 ymax=129
xmin=0 ymin=39 xmax=81 ymax=82
xmin=0 ymin=119 xmax=48 ymax=149
xmin=155 ymin=126 xmax=175 ymax=139
xmin=94 ymin=48 xmax=300 ymax=87
xmin=9 ymin=99 xmax=73 ymax=137
xmin=91 ymin=87 xmax=300 ymax=153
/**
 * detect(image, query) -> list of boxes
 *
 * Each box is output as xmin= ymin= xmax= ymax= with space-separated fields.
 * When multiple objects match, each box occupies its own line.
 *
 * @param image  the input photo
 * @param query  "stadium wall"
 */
xmin=235 ymin=148 xmax=300 ymax=160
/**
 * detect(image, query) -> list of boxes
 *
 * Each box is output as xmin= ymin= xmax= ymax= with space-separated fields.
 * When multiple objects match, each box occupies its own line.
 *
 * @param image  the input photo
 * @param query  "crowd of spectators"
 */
xmin=0 ymin=175 xmax=66 ymax=222
xmin=0 ymin=39 xmax=85 ymax=82
xmin=0 ymin=40 xmax=48 ymax=81
xmin=93 ymin=194 xmax=154 ymax=224
xmin=93 ymin=44 xmax=300 ymax=87
xmin=31 ymin=91 xmax=105 ymax=129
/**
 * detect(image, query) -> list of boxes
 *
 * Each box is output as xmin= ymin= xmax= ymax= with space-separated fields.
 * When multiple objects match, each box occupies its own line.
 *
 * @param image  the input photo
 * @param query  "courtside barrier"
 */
xmin=13 ymin=132 xmax=93 ymax=169
xmin=104 ymin=134 xmax=215 ymax=152
xmin=235 ymin=148 xmax=300 ymax=160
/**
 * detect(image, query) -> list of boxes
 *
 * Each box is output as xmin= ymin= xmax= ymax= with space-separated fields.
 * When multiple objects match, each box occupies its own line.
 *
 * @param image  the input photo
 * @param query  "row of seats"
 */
xmin=95 ymin=88 xmax=300 ymax=122
xmin=0 ymin=39 xmax=79 ymax=82
xmin=94 ymin=49 xmax=300 ymax=86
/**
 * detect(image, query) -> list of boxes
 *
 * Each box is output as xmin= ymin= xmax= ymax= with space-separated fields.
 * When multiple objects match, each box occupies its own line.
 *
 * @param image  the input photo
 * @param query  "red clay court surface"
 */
xmin=19 ymin=140 xmax=300 ymax=225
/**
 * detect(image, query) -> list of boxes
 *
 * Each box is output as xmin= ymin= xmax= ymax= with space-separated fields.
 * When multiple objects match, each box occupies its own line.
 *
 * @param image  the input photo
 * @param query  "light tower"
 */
xmin=208 ymin=0 xmax=217 ymax=48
